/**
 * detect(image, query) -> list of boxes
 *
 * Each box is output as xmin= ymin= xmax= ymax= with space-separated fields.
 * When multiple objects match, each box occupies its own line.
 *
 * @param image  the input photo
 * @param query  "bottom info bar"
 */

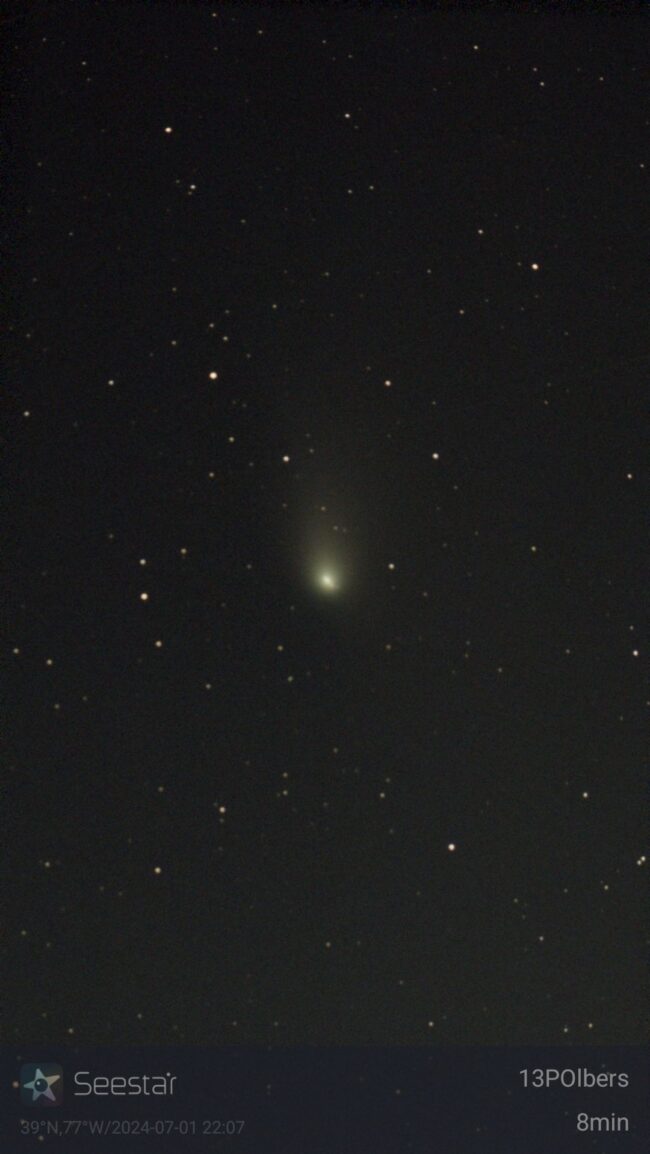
xmin=2 ymin=1045 xmax=647 ymax=1152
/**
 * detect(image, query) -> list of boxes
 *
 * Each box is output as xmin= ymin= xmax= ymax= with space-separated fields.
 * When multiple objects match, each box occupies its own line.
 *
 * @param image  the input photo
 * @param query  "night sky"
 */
xmin=4 ymin=2 xmax=647 ymax=1049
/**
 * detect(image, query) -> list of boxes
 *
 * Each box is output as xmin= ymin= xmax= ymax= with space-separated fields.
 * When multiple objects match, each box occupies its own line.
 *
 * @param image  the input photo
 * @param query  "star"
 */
xmin=23 ymin=1068 xmax=61 ymax=1103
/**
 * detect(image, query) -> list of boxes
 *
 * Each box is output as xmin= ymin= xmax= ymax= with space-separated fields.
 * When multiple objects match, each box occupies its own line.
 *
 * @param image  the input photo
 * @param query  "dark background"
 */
xmin=3 ymin=1 xmax=647 ymax=1046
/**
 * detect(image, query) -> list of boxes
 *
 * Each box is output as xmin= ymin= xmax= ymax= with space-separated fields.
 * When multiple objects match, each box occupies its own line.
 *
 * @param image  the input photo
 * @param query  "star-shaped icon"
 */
xmin=23 ymin=1068 xmax=61 ymax=1102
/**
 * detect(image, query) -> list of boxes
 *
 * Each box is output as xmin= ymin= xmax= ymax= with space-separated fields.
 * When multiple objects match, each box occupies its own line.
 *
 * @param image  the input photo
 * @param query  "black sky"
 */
xmin=3 ymin=1 xmax=647 ymax=1047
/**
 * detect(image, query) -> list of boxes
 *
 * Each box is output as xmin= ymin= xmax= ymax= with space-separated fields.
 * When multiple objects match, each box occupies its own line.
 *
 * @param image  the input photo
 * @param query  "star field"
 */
xmin=4 ymin=2 xmax=647 ymax=1048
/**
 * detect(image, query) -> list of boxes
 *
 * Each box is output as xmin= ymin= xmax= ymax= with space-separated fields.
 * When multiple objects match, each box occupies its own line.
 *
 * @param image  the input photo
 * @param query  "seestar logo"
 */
xmin=20 ymin=1064 xmax=63 ymax=1107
